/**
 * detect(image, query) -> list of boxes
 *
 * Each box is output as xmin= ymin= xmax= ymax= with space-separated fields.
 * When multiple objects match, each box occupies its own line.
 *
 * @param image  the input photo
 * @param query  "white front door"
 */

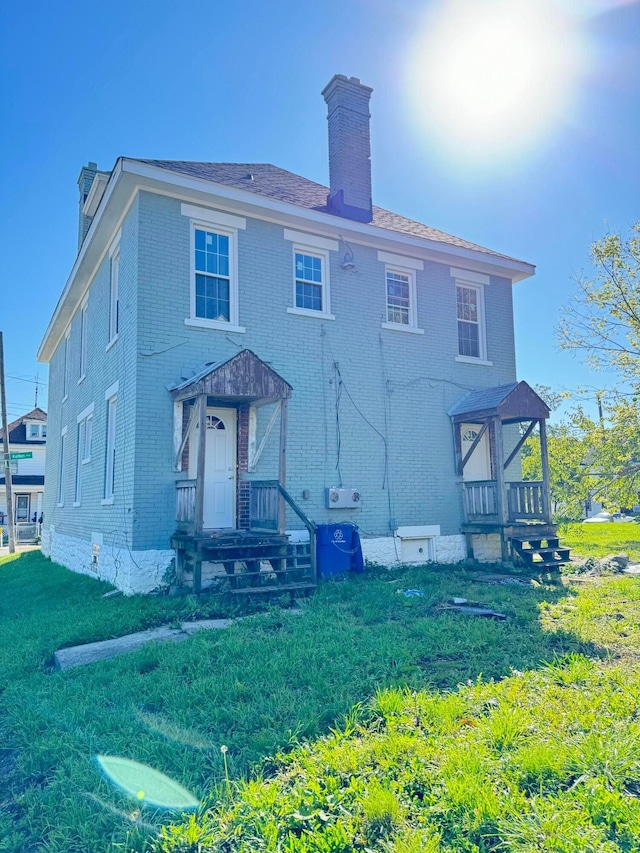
xmin=461 ymin=423 xmax=491 ymax=481
xmin=190 ymin=407 xmax=236 ymax=529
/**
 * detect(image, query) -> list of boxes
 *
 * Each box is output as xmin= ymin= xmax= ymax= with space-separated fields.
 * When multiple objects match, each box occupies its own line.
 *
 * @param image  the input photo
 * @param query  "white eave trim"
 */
xmin=82 ymin=172 xmax=110 ymax=217
xmin=38 ymin=157 xmax=535 ymax=362
xmin=123 ymin=160 xmax=535 ymax=280
xmin=181 ymin=202 xmax=246 ymax=230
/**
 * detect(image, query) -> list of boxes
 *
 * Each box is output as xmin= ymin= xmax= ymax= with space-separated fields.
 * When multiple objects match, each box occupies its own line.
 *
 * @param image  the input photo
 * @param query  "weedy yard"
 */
xmin=559 ymin=521 xmax=640 ymax=562
xmin=1 ymin=545 xmax=640 ymax=852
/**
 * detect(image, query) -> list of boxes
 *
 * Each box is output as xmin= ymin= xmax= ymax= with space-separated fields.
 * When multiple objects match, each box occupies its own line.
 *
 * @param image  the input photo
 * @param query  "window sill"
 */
xmin=77 ymin=374 xmax=86 ymax=386
xmin=106 ymin=334 xmax=119 ymax=352
xmin=73 ymin=502 xmax=81 ymax=508
xmin=185 ymin=318 xmax=246 ymax=333
xmin=57 ymin=502 xmax=64 ymax=508
xmin=381 ymin=322 xmax=424 ymax=335
xmin=455 ymin=355 xmax=493 ymax=366
xmin=101 ymin=497 xmax=114 ymax=506
xmin=82 ymin=458 xmax=91 ymax=465
xmin=287 ymin=307 xmax=335 ymax=320
xmin=62 ymin=395 xmax=68 ymax=404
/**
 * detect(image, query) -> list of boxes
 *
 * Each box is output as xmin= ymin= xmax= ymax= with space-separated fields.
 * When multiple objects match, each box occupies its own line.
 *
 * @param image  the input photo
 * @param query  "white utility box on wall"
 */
xmin=325 ymin=487 xmax=361 ymax=508
xmin=396 ymin=525 xmax=440 ymax=563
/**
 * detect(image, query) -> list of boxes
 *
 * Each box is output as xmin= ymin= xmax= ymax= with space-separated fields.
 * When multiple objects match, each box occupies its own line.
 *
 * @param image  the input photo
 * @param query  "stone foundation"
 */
xmin=470 ymin=533 xmax=502 ymax=562
xmin=42 ymin=526 xmax=174 ymax=595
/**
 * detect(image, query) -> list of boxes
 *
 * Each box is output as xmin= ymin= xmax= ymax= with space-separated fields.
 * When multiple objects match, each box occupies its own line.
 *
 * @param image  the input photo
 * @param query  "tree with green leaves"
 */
xmin=558 ymin=222 xmax=640 ymax=390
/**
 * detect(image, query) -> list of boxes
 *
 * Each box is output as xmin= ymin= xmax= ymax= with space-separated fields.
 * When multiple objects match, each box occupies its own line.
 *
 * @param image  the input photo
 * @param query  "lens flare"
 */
xmin=405 ymin=0 xmax=586 ymax=163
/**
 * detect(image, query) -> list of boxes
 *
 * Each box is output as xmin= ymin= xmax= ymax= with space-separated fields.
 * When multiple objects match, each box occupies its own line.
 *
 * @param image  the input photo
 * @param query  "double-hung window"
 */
xmin=379 ymin=251 xmax=424 ymax=334
xmin=285 ymin=230 xmax=336 ymax=319
xmin=74 ymin=404 xmax=94 ymax=506
xmin=103 ymin=383 xmax=118 ymax=504
xmin=182 ymin=203 xmax=246 ymax=333
xmin=108 ymin=234 xmax=120 ymax=346
xmin=452 ymin=267 xmax=491 ymax=364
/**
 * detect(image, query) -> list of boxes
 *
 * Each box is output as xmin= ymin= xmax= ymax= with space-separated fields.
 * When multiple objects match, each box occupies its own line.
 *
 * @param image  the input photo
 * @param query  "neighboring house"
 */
xmin=37 ymin=75 xmax=561 ymax=594
xmin=0 ymin=407 xmax=47 ymax=526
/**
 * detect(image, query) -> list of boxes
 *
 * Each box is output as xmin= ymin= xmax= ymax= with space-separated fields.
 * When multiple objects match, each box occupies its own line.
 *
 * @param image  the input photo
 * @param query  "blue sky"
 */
xmin=1 ymin=0 xmax=639 ymax=423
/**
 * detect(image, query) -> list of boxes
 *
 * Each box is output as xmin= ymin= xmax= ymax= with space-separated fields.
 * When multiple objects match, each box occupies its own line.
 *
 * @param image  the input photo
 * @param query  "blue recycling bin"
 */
xmin=316 ymin=523 xmax=365 ymax=579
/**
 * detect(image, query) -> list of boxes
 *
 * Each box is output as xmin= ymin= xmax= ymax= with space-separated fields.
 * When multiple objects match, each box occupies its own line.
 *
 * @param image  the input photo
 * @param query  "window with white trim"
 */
xmin=295 ymin=250 xmax=325 ymax=312
xmin=58 ymin=431 xmax=66 ymax=506
xmin=79 ymin=301 xmax=88 ymax=380
xmin=109 ymin=247 xmax=120 ymax=344
xmin=104 ymin=395 xmax=117 ymax=502
xmin=384 ymin=265 xmax=422 ymax=331
xmin=456 ymin=283 xmax=483 ymax=359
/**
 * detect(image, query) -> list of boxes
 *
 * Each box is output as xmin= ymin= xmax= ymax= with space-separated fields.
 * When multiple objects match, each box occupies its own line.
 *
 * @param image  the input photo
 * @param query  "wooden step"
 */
xmin=229 ymin=582 xmax=317 ymax=595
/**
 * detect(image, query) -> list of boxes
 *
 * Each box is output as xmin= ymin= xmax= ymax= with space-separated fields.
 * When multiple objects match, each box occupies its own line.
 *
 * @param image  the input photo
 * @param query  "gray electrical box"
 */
xmin=325 ymin=487 xmax=361 ymax=508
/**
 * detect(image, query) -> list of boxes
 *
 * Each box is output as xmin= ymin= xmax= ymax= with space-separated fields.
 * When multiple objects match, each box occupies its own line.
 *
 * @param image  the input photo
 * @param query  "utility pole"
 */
xmin=0 ymin=332 xmax=16 ymax=553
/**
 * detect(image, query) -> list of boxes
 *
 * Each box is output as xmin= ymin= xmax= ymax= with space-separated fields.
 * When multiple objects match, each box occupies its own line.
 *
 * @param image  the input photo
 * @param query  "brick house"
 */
xmin=37 ymin=75 xmax=559 ymax=594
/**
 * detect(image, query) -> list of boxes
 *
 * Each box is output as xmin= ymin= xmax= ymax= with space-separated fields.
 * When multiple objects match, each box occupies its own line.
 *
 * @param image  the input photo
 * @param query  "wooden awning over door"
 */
xmin=170 ymin=349 xmax=292 ymax=404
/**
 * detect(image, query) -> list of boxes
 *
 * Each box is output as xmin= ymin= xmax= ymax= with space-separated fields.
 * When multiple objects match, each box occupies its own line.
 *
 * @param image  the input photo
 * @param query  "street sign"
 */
xmin=9 ymin=452 xmax=32 ymax=460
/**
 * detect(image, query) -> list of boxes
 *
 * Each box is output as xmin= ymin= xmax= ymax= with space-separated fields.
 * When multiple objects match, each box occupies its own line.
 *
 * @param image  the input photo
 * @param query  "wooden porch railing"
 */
xmin=507 ymin=481 xmax=545 ymax=521
xmin=249 ymin=480 xmax=317 ymax=580
xmin=175 ymin=480 xmax=196 ymax=528
xmin=463 ymin=480 xmax=547 ymax=523
xmin=463 ymin=480 xmax=498 ymax=519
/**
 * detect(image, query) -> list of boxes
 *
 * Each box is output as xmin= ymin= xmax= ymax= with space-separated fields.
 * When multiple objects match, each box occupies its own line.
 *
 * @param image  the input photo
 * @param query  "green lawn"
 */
xmin=559 ymin=521 xmax=640 ymax=562
xmin=1 ymin=550 xmax=640 ymax=851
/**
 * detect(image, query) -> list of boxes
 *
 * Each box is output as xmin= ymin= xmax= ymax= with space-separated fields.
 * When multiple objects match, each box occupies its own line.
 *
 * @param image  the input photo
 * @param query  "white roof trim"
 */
xmin=82 ymin=172 xmax=109 ymax=217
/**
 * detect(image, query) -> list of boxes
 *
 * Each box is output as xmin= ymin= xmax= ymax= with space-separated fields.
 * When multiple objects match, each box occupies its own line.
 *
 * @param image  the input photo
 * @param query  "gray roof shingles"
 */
xmin=448 ymin=383 xmax=520 ymax=418
xmin=137 ymin=160 xmax=525 ymax=264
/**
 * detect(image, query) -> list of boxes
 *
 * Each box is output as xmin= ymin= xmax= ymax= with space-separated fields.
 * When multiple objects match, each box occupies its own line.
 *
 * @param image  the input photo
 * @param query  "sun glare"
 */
xmin=406 ymin=0 xmax=586 ymax=163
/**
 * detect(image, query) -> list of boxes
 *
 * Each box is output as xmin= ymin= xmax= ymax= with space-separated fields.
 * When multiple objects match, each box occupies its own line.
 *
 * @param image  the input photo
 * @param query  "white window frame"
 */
xmin=108 ymin=234 xmax=120 ymax=348
xmin=102 ymin=387 xmax=117 ymax=504
xmin=78 ymin=298 xmax=88 ymax=383
xmin=378 ymin=251 xmax=424 ymax=334
xmin=58 ymin=427 xmax=67 ymax=507
xmin=285 ymin=237 xmax=335 ymax=321
xmin=62 ymin=330 xmax=70 ymax=402
xmin=452 ymin=268 xmax=492 ymax=365
xmin=182 ymin=205 xmax=246 ymax=333
xmin=74 ymin=404 xmax=94 ymax=506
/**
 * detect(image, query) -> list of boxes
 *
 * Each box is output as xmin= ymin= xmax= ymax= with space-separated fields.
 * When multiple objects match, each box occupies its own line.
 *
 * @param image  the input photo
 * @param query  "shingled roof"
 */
xmin=0 ymin=407 xmax=48 ymax=443
xmin=138 ymin=160 xmax=525 ymax=264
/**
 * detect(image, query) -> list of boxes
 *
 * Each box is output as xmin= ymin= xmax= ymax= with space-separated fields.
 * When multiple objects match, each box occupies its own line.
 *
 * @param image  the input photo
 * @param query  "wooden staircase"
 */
xmin=510 ymin=535 xmax=571 ymax=570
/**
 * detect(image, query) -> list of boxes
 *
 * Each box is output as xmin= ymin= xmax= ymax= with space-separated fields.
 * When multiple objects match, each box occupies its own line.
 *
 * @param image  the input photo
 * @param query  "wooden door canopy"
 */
xmin=170 ymin=349 xmax=292 ymax=404
xmin=449 ymin=381 xmax=550 ymax=424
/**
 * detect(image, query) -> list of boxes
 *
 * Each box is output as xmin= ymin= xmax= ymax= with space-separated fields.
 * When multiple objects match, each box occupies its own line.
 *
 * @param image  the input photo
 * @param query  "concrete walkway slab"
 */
xmin=55 ymin=619 xmax=235 ymax=670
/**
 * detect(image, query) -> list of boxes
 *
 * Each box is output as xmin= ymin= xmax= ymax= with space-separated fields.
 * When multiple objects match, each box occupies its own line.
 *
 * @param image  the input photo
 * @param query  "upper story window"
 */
xmin=378 ymin=252 xmax=424 ymax=335
xmin=285 ymin=229 xmax=337 ymax=320
xmin=181 ymin=203 xmax=246 ymax=334
xmin=79 ymin=299 xmax=88 ymax=381
xmin=26 ymin=423 xmax=47 ymax=441
xmin=195 ymin=229 xmax=231 ymax=321
xmin=295 ymin=251 xmax=324 ymax=311
xmin=108 ymin=236 xmax=120 ymax=346
xmin=452 ymin=267 xmax=492 ymax=365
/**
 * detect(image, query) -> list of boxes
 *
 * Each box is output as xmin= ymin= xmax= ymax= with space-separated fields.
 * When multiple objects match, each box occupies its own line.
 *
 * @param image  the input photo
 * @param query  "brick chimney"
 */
xmin=322 ymin=75 xmax=373 ymax=223
xmin=77 ymin=162 xmax=98 ymax=250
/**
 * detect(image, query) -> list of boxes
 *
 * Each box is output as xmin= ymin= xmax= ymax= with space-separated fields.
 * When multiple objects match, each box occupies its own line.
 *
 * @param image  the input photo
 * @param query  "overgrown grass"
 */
xmin=1 ymin=551 xmax=640 ymax=851
xmin=559 ymin=521 xmax=640 ymax=561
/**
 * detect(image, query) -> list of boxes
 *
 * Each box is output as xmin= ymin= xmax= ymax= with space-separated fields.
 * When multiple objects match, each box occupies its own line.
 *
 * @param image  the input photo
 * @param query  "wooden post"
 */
xmin=194 ymin=394 xmax=207 ymax=537
xmin=493 ymin=416 xmax=509 ymax=561
xmin=278 ymin=399 xmax=288 ymax=534
xmin=0 ymin=332 xmax=15 ymax=554
xmin=539 ymin=418 xmax=552 ymax=523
